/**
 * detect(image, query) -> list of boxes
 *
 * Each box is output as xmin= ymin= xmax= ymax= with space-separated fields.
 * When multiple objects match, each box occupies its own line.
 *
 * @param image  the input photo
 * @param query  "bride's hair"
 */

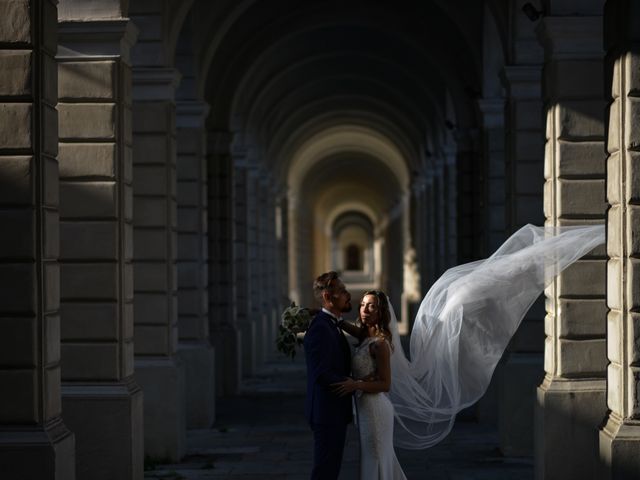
xmin=358 ymin=290 xmax=393 ymax=347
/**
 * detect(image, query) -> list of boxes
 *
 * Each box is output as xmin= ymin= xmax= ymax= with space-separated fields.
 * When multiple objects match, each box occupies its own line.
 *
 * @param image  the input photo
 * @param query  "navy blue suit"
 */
xmin=304 ymin=310 xmax=352 ymax=480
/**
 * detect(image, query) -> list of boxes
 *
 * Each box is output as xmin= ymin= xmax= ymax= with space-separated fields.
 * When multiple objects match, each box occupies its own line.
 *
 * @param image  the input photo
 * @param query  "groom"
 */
xmin=304 ymin=271 xmax=353 ymax=480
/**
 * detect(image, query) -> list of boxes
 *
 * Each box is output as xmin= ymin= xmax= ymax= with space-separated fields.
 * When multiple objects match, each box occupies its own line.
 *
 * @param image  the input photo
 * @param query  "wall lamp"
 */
xmin=522 ymin=3 xmax=544 ymax=22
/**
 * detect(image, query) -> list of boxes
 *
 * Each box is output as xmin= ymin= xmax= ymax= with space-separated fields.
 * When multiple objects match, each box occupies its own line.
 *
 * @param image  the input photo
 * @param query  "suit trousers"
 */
xmin=310 ymin=422 xmax=348 ymax=480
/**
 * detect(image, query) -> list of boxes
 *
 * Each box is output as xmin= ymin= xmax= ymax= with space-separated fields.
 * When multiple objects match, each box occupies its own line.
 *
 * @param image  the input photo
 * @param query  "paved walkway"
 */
xmin=144 ymin=354 xmax=533 ymax=480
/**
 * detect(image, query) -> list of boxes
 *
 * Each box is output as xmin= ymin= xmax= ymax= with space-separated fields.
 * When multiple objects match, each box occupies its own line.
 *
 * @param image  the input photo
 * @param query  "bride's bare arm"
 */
xmin=338 ymin=319 xmax=366 ymax=340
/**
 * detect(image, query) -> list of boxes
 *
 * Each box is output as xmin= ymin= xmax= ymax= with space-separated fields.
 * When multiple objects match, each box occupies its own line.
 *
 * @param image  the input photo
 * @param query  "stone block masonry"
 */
xmin=0 ymin=2 xmax=75 ymax=478
xmin=55 ymin=11 xmax=142 ymax=480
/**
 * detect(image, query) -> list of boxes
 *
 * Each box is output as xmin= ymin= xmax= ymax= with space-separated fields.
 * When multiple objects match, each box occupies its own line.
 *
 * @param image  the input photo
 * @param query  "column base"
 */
xmin=177 ymin=341 xmax=215 ymax=428
xmin=498 ymin=352 xmax=544 ymax=456
xmin=61 ymin=377 xmax=143 ymax=480
xmin=237 ymin=320 xmax=257 ymax=377
xmin=599 ymin=415 xmax=640 ymax=480
xmin=211 ymin=323 xmax=241 ymax=396
xmin=135 ymin=356 xmax=186 ymax=462
xmin=535 ymin=378 xmax=605 ymax=480
xmin=0 ymin=417 xmax=75 ymax=480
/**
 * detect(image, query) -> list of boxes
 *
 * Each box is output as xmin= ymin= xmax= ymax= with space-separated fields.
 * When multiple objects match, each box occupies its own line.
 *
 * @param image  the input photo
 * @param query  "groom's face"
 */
xmin=329 ymin=279 xmax=352 ymax=313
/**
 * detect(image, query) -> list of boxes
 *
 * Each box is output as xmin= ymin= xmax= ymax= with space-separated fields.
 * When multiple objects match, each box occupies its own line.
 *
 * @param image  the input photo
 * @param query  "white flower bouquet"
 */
xmin=276 ymin=302 xmax=314 ymax=359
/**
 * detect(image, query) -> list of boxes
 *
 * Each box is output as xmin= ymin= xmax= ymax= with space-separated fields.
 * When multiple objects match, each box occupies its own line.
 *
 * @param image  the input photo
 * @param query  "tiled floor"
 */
xmin=144 ymin=354 xmax=533 ymax=480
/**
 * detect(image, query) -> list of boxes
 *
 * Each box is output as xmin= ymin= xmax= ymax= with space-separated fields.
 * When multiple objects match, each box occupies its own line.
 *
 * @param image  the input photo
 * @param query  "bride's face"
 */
xmin=360 ymin=294 xmax=379 ymax=326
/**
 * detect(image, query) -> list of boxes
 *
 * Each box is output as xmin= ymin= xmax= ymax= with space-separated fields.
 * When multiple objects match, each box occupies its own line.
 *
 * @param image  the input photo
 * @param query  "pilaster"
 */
xmin=207 ymin=131 xmax=241 ymax=395
xmin=56 ymin=13 xmax=143 ymax=480
xmin=176 ymin=100 xmax=215 ymax=428
xmin=599 ymin=2 xmax=640 ymax=478
xmin=0 ymin=1 xmax=75 ymax=478
xmin=455 ymin=129 xmax=483 ymax=263
xmin=234 ymin=157 xmax=257 ymax=376
xmin=478 ymin=98 xmax=507 ymax=253
xmin=535 ymin=11 xmax=607 ymax=480
xmin=499 ymin=63 xmax=544 ymax=456
xmin=132 ymin=66 xmax=185 ymax=461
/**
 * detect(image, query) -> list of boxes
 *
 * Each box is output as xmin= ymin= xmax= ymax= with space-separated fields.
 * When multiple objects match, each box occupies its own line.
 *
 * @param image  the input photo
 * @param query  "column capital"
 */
xmin=132 ymin=67 xmax=181 ymax=100
xmin=500 ymin=65 xmax=542 ymax=99
xmin=176 ymin=100 xmax=210 ymax=129
xmin=477 ymin=97 xmax=505 ymax=129
xmin=536 ymin=16 xmax=603 ymax=60
xmin=57 ymin=19 xmax=138 ymax=62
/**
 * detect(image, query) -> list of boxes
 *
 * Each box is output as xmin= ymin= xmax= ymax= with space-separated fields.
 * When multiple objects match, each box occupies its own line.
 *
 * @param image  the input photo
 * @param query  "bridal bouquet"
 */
xmin=276 ymin=302 xmax=313 ymax=359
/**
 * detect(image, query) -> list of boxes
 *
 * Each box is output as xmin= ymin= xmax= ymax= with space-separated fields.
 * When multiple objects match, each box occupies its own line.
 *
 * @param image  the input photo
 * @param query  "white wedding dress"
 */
xmin=352 ymin=337 xmax=407 ymax=480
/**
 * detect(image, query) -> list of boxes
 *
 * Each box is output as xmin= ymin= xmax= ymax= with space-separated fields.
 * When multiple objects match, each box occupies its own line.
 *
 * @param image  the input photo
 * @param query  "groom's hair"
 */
xmin=313 ymin=271 xmax=340 ymax=302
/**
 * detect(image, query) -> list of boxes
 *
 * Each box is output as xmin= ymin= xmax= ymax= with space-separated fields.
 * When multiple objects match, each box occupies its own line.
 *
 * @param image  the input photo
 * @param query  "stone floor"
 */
xmin=144 ymin=353 xmax=533 ymax=480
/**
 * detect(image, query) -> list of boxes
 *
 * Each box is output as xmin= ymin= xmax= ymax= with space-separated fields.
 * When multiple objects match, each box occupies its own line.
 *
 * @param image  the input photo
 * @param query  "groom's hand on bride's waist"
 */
xmin=330 ymin=377 xmax=359 ymax=397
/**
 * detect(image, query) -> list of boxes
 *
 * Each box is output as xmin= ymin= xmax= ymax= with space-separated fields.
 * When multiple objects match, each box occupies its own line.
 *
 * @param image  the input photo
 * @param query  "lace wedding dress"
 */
xmin=352 ymin=337 xmax=407 ymax=480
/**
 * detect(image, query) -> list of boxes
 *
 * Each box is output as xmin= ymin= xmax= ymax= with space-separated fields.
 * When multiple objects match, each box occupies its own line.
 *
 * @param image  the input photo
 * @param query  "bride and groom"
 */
xmin=304 ymin=271 xmax=405 ymax=479
xmin=303 ymin=224 xmax=606 ymax=480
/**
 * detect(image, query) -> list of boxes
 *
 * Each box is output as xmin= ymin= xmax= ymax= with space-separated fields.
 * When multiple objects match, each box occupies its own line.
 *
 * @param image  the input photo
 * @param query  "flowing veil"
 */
xmin=385 ymin=224 xmax=605 ymax=449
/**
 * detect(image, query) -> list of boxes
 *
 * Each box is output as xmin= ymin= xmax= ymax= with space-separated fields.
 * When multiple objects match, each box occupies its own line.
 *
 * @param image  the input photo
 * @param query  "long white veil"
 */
xmin=386 ymin=224 xmax=605 ymax=449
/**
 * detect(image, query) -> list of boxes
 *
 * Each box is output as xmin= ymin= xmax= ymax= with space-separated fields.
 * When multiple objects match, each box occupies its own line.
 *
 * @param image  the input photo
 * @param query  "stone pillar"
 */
xmin=599 ymin=2 xmax=640 ymax=478
xmin=432 ymin=165 xmax=446 ymax=277
xmin=478 ymin=98 xmax=507 ymax=253
xmin=497 ymin=65 xmax=545 ymax=456
xmin=176 ymin=101 xmax=215 ymax=428
xmin=502 ymin=66 xmax=545 ymax=230
xmin=207 ymin=132 xmax=241 ymax=396
xmin=0 ymin=1 xmax=76 ymax=478
xmin=444 ymin=151 xmax=458 ymax=268
xmin=535 ymin=11 xmax=607 ymax=479
xmin=246 ymin=167 xmax=265 ymax=367
xmin=424 ymin=174 xmax=437 ymax=285
xmin=56 ymin=12 xmax=144 ymax=480
xmin=234 ymin=159 xmax=257 ymax=376
xmin=474 ymin=98 xmax=507 ymax=426
xmin=456 ymin=130 xmax=483 ymax=263
xmin=132 ymin=67 xmax=185 ymax=460
xmin=275 ymin=193 xmax=289 ymax=306
xmin=259 ymin=177 xmax=278 ymax=358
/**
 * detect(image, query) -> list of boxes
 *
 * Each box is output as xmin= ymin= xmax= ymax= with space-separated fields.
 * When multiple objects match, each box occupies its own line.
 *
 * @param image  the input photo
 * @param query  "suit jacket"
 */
xmin=304 ymin=311 xmax=353 ymax=425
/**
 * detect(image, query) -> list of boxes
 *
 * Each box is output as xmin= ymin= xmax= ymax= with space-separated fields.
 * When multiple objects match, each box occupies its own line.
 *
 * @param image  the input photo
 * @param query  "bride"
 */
xmin=330 ymin=223 xmax=605 ymax=478
xmin=332 ymin=290 xmax=407 ymax=479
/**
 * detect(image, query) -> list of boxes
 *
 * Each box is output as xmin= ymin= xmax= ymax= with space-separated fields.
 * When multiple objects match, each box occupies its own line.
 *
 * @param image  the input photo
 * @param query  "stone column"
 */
xmin=424 ymin=174 xmax=437 ymax=285
xmin=176 ymin=101 xmax=215 ymax=428
xmin=260 ymin=177 xmax=278 ymax=358
xmin=599 ymin=2 xmax=640 ymax=477
xmin=455 ymin=130 xmax=483 ymax=263
xmin=0 ymin=1 xmax=76 ymax=478
xmin=132 ymin=67 xmax=185 ymax=460
xmin=435 ymin=165 xmax=448 ymax=276
xmin=444 ymin=149 xmax=458 ymax=268
xmin=275 ymin=193 xmax=289 ymax=306
xmin=474 ymin=98 xmax=506 ymax=425
xmin=56 ymin=13 xmax=144 ymax=480
xmin=234 ymin=159 xmax=257 ymax=376
xmin=498 ymin=65 xmax=545 ymax=456
xmin=534 ymin=12 xmax=607 ymax=480
xmin=246 ymin=166 xmax=265 ymax=366
xmin=207 ymin=132 xmax=241 ymax=396
xmin=478 ymin=98 xmax=507 ymax=253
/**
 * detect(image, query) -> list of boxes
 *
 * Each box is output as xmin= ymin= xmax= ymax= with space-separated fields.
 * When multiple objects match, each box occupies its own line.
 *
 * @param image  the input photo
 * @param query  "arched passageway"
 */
xmin=1 ymin=1 xmax=639 ymax=479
